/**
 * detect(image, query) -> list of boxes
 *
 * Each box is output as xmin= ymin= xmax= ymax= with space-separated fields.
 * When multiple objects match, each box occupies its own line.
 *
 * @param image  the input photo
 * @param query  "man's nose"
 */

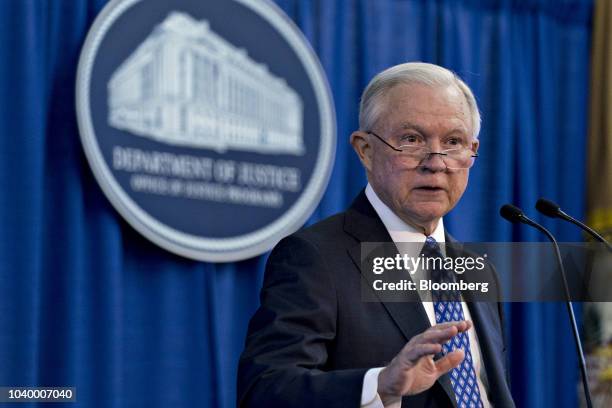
xmin=418 ymin=152 xmax=447 ymax=172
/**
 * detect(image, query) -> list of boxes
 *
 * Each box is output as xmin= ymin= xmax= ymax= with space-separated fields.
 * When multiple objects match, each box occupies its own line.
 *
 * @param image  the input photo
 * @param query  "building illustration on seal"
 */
xmin=108 ymin=12 xmax=305 ymax=155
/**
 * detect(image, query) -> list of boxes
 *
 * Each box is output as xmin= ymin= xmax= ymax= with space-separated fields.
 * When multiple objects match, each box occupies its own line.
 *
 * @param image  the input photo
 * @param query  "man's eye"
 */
xmin=400 ymin=135 xmax=421 ymax=144
xmin=445 ymin=137 xmax=464 ymax=146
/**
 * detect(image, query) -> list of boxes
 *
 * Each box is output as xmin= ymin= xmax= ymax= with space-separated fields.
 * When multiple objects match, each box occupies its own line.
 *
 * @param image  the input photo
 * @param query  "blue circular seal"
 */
xmin=76 ymin=0 xmax=336 ymax=262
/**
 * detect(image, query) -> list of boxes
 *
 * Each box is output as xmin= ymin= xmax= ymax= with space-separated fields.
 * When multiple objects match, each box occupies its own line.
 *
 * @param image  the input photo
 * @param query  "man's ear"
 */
xmin=471 ymin=139 xmax=479 ymax=154
xmin=350 ymin=131 xmax=373 ymax=171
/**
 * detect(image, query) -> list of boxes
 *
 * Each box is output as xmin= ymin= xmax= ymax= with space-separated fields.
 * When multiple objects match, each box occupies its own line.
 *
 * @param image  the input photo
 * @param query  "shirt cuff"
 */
xmin=361 ymin=367 xmax=402 ymax=408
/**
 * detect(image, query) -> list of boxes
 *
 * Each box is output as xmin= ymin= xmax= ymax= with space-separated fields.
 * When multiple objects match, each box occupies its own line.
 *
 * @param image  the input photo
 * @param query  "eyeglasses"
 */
xmin=367 ymin=131 xmax=478 ymax=169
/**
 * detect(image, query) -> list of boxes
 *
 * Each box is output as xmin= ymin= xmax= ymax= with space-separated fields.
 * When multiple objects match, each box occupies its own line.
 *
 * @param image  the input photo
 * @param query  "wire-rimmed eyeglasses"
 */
xmin=367 ymin=131 xmax=478 ymax=170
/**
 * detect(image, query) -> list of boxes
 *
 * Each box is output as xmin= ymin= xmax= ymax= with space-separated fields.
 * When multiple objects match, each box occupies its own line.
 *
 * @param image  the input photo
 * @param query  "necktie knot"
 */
xmin=423 ymin=236 xmax=442 ymax=257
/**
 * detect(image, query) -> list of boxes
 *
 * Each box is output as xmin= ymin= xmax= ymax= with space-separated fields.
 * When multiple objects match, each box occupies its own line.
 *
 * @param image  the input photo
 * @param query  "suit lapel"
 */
xmin=344 ymin=191 xmax=458 ymax=407
xmin=344 ymin=190 xmax=431 ymax=339
xmin=465 ymin=301 xmax=510 ymax=406
xmin=346 ymin=243 xmax=430 ymax=338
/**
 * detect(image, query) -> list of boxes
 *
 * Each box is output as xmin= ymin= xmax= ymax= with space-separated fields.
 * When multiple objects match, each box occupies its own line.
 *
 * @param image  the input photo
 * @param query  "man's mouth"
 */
xmin=414 ymin=185 xmax=445 ymax=191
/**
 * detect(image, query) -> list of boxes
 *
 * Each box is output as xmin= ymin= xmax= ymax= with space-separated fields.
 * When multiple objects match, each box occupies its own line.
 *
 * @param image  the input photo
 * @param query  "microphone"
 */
xmin=500 ymin=204 xmax=535 ymax=227
xmin=499 ymin=204 xmax=593 ymax=408
xmin=536 ymin=198 xmax=611 ymax=251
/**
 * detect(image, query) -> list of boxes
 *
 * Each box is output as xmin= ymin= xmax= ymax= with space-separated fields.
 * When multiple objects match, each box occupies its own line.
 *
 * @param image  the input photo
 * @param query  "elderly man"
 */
xmin=238 ymin=63 xmax=514 ymax=407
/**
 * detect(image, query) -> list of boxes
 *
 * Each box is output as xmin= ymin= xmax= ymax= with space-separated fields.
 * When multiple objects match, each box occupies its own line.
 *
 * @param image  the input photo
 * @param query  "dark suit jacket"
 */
xmin=238 ymin=191 xmax=515 ymax=407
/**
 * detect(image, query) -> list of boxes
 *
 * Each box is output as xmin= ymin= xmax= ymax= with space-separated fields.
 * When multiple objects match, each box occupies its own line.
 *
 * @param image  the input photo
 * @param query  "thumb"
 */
xmin=434 ymin=349 xmax=465 ymax=375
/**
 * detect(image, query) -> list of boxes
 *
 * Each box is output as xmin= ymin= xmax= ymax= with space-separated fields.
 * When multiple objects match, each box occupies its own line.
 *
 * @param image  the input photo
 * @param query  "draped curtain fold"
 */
xmin=0 ymin=0 xmax=592 ymax=407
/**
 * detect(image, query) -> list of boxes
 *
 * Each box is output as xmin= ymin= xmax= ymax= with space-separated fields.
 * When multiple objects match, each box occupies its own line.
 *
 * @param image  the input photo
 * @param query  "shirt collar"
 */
xmin=364 ymin=183 xmax=446 ymax=244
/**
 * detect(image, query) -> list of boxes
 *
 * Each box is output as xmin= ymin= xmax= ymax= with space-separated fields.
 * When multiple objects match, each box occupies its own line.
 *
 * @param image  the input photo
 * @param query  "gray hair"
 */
xmin=359 ymin=62 xmax=481 ymax=139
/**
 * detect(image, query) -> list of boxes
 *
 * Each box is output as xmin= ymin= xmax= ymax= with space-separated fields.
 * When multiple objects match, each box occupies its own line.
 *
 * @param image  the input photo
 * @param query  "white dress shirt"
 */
xmin=360 ymin=184 xmax=492 ymax=408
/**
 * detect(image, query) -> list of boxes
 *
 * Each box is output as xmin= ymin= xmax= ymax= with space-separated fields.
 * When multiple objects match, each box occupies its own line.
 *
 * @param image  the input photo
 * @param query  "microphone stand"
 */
xmin=524 ymin=221 xmax=593 ymax=408
xmin=536 ymin=199 xmax=612 ymax=252
xmin=501 ymin=205 xmax=593 ymax=408
xmin=555 ymin=212 xmax=612 ymax=252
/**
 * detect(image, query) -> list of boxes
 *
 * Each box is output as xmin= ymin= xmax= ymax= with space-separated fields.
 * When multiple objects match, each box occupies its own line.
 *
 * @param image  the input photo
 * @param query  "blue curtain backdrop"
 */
xmin=0 ymin=0 xmax=593 ymax=407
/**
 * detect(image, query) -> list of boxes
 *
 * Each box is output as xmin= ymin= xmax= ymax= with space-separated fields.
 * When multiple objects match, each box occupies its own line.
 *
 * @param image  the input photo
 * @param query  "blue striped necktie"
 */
xmin=423 ymin=236 xmax=483 ymax=408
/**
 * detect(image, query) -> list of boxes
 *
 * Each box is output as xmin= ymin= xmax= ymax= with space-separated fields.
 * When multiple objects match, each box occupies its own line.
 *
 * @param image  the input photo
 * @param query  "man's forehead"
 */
xmin=396 ymin=121 xmax=469 ymax=135
xmin=379 ymin=83 xmax=472 ymax=133
xmin=385 ymin=83 xmax=467 ymax=109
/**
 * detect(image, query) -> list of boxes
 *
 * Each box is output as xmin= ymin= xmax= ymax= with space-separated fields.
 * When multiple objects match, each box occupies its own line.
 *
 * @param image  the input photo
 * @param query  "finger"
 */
xmin=434 ymin=349 xmax=465 ymax=375
xmin=405 ymin=343 xmax=443 ymax=361
xmin=431 ymin=320 xmax=471 ymax=332
xmin=419 ymin=325 xmax=462 ymax=344
xmin=405 ymin=321 xmax=472 ymax=352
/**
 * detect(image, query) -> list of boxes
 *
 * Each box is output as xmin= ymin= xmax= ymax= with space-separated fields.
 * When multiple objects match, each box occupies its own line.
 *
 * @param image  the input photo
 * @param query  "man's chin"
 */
xmin=396 ymin=207 xmax=447 ymax=232
xmin=413 ymin=200 xmax=448 ymax=214
xmin=411 ymin=206 xmax=448 ymax=223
